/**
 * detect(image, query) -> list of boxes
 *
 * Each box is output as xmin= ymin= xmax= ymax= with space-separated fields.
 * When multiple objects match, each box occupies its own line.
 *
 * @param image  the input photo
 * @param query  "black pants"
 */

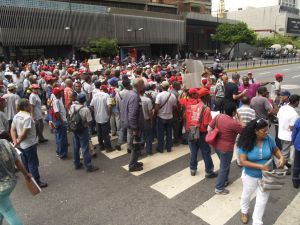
xmin=96 ymin=122 xmax=112 ymax=149
xmin=293 ymin=149 xmax=300 ymax=185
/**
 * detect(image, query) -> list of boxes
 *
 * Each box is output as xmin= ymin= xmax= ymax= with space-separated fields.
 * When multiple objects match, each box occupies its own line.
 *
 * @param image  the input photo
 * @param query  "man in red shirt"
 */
xmin=184 ymin=88 xmax=217 ymax=177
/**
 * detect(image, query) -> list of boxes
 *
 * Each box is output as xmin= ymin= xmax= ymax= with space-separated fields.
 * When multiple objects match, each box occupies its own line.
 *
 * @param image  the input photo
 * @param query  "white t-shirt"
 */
xmin=12 ymin=111 xmax=37 ymax=149
xmin=29 ymin=93 xmax=43 ymax=120
xmin=69 ymin=103 xmax=92 ymax=128
xmin=0 ymin=111 xmax=9 ymax=133
xmin=141 ymin=96 xmax=153 ymax=120
xmin=277 ymin=104 xmax=298 ymax=141
xmin=270 ymin=80 xmax=281 ymax=101
xmin=53 ymin=96 xmax=67 ymax=122
xmin=155 ymin=91 xmax=176 ymax=120
xmin=90 ymin=92 xmax=111 ymax=124
xmin=2 ymin=93 xmax=20 ymax=120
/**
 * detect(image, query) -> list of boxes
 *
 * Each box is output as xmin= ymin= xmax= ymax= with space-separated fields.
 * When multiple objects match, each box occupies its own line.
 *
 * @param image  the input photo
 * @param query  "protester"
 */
xmin=237 ymin=119 xmax=285 ymax=225
xmin=155 ymin=81 xmax=177 ymax=153
xmin=292 ymin=117 xmax=300 ymax=189
xmin=0 ymin=97 xmax=9 ymax=140
xmin=69 ymin=93 xmax=99 ymax=172
xmin=10 ymin=99 xmax=47 ymax=188
xmin=277 ymin=94 xmax=300 ymax=174
xmin=215 ymin=74 xmax=228 ymax=112
xmin=239 ymin=76 xmax=270 ymax=100
xmin=209 ymin=102 xmax=243 ymax=194
xmin=29 ymin=84 xmax=48 ymax=143
xmin=2 ymin=84 xmax=20 ymax=127
xmin=120 ymin=78 xmax=145 ymax=172
xmin=51 ymin=86 xmax=68 ymax=159
xmin=0 ymin=139 xmax=32 ymax=225
xmin=224 ymin=73 xmax=246 ymax=106
xmin=270 ymin=73 xmax=284 ymax=106
xmin=184 ymin=88 xmax=217 ymax=177
xmin=237 ymin=96 xmax=256 ymax=124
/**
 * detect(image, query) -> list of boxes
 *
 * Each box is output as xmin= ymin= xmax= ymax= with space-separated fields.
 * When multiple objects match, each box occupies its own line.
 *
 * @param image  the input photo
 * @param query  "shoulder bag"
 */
xmin=205 ymin=115 xmax=221 ymax=146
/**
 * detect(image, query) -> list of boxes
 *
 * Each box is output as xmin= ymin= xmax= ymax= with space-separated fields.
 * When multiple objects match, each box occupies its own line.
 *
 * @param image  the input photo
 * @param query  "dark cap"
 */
xmin=280 ymin=90 xmax=291 ymax=97
xmin=77 ymin=93 xmax=86 ymax=103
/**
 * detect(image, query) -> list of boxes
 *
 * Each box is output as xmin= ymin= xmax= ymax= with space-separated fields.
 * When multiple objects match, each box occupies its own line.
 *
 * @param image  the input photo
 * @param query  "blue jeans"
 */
xmin=97 ymin=122 xmax=112 ymax=149
xmin=21 ymin=145 xmax=40 ymax=182
xmin=118 ymin=124 xmax=132 ymax=150
xmin=54 ymin=123 xmax=68 ymax=158
xmin=142 ymin=120 xmax=153 ymax=154
xmin=73 ymin=130 xmax=92 ymax=170
xmin=0 ymin=186 xmax=23 ymax=225
xmin=157 ymin=117 xmax=173 ymax=152
xmin=188 ymin=132 xmax=214 ymax=174
xmin=215 ymin=149 xmax=233 ymax=192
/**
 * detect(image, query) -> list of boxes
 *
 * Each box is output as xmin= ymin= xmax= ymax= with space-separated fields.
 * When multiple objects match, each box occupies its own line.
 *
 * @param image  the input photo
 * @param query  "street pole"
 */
xmin=216 ymin=12 xmax=219 ymax=54
xmin=69 ymin=0 xmax=74 ymax=60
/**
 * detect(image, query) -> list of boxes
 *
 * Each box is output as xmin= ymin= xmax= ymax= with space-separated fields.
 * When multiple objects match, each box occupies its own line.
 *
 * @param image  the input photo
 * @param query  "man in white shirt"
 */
xmin=141 ymin=91 xmax=153 ymax=155
xmin=155 ymin=81 xmax=176 ymax=153
xmin=0 ymin=97 xmax=9 ymax=139
xmin=277 ymin=94 xmax=300 ymax=170
xmin=52 ymin=86 xmax=68 ymax=159
xmin=2 ymin=83 xmax=20 ymax=127
xmin=90 ymin=85 xmax=114 ymax=152
xmin=11 ymin=99 xmax=47 ymax=188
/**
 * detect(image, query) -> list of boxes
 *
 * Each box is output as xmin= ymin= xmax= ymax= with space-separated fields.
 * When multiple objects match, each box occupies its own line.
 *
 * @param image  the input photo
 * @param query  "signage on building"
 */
xmin=287 ymin=18 xmax=300 ymax=34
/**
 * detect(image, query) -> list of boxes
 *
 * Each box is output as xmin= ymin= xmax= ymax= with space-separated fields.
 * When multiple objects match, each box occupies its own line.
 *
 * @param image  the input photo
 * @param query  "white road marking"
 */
xmin=151 ymin=153 xmax=237 ymax=199
xmin=282 ymin=69 xmax=289 ymax=71
xmin=91 ymin=135 xmax=118 ymax=146
xmin=122 ymin=145 xmax=190 ymax=176
xmin=292 ymin=75 xmax=300 ymax=78
xmin=259 ymin=72 xmax=271 ymax=75
xmin=281 ymin=84 xmax=300 ymax=90
xmin=191 ymin=178 xmax=256 ymax=225
xmin=274 ymin=193 xmax=300 ymax=225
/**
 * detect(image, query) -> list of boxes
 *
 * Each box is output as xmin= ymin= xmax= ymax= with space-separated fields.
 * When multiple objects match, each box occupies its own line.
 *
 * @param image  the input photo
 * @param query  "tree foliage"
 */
xmin=255 ymin=37 xmax=274 ymax=48
xmin=214 ymin=22 xmax=257 ymax=52
xmin=81 ymin=38 xmax=118 ymax=57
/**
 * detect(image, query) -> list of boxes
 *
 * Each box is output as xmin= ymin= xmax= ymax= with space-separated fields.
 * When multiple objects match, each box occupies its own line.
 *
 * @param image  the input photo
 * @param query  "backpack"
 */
xmin=68 ymin=106 xmax=84 ymax=133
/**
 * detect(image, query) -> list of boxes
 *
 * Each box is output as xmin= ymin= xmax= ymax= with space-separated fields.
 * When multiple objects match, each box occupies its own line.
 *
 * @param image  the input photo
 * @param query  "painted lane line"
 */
xmin=292 ymin=75 xmax=300 ymax=78
xmin=282 ymin=69 xmax=289 ymax=71
xmin=122 ymin=145 xmax=190 ymax=176
xmin=274 ymin=192 xmax=300 ymax=225
xmin=151 ymin=153 xmax=237 ymax=199
xmin=191 ymin=178 xmax=256 ymax=225
xmin=259 ymin=72 xmax=271 ymax=75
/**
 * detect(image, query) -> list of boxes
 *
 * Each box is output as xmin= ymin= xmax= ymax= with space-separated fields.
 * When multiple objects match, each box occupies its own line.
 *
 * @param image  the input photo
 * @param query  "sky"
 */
xmin=211 ymin=0 xmax=278 ymax=12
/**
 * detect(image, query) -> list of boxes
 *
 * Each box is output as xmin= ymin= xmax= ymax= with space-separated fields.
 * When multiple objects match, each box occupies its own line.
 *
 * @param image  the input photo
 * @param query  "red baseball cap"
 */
xmin=198 ymin=88 xmax=210 ymax=97
xmin=275 ymin=73 xmax=283 ymax=80
xmin=52 ymin=86 xmax=64 ymax=95
xmin=31 ymin=84 xmax=40 ymax=89
xmin=188 ymin=88 xmax=198 ymax=95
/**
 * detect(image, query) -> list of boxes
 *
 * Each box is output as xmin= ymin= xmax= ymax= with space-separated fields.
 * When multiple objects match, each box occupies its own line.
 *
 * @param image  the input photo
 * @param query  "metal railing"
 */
xmin=205 ymin=57 xmax=300 ymax=70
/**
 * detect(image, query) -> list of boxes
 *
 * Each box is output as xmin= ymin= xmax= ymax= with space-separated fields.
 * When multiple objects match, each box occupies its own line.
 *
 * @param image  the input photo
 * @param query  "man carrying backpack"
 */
xmin=69 ymin=93 xmax=99 ymax=172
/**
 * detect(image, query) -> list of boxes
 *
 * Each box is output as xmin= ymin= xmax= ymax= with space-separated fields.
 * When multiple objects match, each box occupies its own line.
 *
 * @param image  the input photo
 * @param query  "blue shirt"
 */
xmin=292 ymin=118 xmax=300 ymax=151
xmin=239 ymin=135 xmax=276 ymax=178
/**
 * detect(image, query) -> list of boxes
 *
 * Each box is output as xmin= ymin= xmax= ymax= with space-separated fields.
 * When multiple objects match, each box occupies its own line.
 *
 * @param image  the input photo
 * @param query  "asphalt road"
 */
xmin=8 ymin=63 xmax=300 ymax=225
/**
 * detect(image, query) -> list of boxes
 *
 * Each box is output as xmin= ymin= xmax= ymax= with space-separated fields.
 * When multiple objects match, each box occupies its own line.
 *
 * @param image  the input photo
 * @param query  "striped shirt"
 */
xmin=237 ymin=105 xmax=256 ymax=125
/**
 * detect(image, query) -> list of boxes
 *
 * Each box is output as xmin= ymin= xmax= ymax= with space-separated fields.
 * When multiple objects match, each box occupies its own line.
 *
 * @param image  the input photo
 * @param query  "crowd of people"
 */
xmin=0 ymin=57 xmax=299 ymax=225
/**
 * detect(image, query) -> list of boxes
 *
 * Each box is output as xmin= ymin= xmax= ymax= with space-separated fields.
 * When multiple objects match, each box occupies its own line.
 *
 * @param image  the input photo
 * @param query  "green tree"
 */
xmin=81 ymin=38 xmax=118 ymax=57
xmin=214 ymin=22 xmax=257 ymax=54
xmin=255 ymin=37 xmax=274 ymax=48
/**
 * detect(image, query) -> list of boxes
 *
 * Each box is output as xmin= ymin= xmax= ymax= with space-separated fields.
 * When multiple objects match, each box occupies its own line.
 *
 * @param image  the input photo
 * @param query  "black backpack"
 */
xmin=68 ymin=106 xmax=84 ymax=133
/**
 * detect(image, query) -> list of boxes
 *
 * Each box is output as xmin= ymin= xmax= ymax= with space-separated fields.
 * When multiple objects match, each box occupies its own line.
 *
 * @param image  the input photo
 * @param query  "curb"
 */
xmin=225 ymin=61 xmax=300 ymax=73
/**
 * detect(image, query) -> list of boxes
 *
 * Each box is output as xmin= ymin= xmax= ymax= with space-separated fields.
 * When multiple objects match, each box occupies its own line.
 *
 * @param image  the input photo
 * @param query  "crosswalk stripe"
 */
xmin=101 ymin=141 xmax=158 ymax=159
xmin=150 ymin=153 xmax=237 ymax=199
xmin=122 ymin=145 xmax=190 ymax=176
xmin=191 ymin=178 xmax=255 ymax=225
xmin=274 ymin=192 xmax=300 ymax=225
xmin=91 ymin=136 xmax=118 ymax=146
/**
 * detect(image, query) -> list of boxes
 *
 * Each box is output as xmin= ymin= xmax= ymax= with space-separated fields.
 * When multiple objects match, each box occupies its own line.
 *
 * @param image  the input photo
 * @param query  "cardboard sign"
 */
xmin=182 ymin=59 xmax=204 ymax=89
xmin=88 ymin=58 xmax=103 ymax=72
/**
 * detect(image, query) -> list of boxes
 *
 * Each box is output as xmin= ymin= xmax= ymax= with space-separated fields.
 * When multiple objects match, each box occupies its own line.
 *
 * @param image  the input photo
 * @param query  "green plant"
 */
xmin=81 ymin=38 xmax=118 ymax=57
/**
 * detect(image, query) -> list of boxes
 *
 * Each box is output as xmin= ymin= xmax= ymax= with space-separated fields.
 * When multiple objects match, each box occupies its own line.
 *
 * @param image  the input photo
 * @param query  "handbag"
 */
xmin=205 ymin=115 xmax=221 ymax=146
xmin=258 ymin=158 xmax=287 ymax=192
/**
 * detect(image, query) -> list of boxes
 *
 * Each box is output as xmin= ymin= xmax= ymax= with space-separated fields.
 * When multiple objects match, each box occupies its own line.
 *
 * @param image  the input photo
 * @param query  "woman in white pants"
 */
xmin=237 ymin=118 xmax=285 ymax=225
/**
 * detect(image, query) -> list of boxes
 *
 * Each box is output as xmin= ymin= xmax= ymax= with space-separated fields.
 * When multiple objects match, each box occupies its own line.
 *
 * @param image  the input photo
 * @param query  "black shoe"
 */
xmin=39 ymin=139 xmax=48 ymax=143
xmin=147 ymin=152 xmax=153 ymax=156
xmin=75 ymin=163 xmax=83 ymax=170
xmin=129 ymin=165 xmax=143 ymax=172
xmin=127 ymin=149 xmax=132 ymax=154
xmin=87 ymin=166 xmax=99 ymax=172
xmin=136 ymin=162 xmax=143 ymax=167
xmin=37 ymin=181 xmax=48 ymax=188
xmin=156 ymin=149 xmax=163 ymax=153
xmin=115 ymin=145 xmax=121 ymax=151
xmin=167 ymin=149 xmax=172 ymax=152
xmin=286 ymin=169 xmax=291 ymax=176
xmin=292 ymin=178 xmax=300 ymax=189
xmin=205 ymin=172 xmax=218 ymax=178
xmin=105 ymin=148 xmax=114 ymax=153
xmin=190 ymin=170 xmax=196 ymax=176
